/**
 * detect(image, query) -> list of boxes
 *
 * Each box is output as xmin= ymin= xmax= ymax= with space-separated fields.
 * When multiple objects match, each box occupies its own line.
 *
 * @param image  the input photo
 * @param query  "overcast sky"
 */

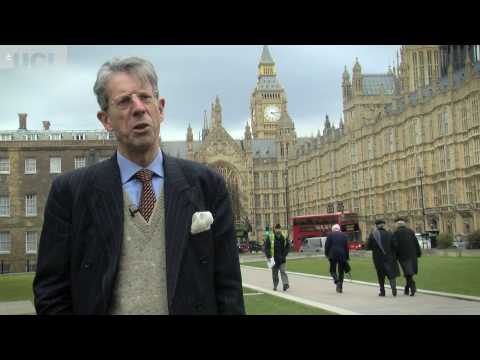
xmin=0 ymin=45 xmax=400 ymax=141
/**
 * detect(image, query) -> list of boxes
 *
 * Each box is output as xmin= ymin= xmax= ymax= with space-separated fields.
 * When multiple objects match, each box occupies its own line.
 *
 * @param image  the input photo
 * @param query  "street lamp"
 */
xmin=417 ymin=166 xmax=428 ymax=247
xmin=284 ymin=158 xmax=290 ymax=237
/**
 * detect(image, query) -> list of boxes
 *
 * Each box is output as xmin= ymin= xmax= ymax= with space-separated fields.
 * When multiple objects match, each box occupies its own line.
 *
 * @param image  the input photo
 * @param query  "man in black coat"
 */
xmin=33 ymin=57 xmax=245 ymax=315
xmin=391 ymin=217 xmax=422 ymax=296
xmin=325 ymin=224 xmax=349 ymax=293
xmin=264 ymin=224 xmax=290 ymax=291
xmin=366 ymin=219 xmax=400 ymax=297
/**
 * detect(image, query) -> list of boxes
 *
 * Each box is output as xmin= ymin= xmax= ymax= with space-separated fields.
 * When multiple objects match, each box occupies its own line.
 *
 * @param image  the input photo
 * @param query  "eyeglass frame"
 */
xmin=108 ymin=90 xmax=160 ymax=110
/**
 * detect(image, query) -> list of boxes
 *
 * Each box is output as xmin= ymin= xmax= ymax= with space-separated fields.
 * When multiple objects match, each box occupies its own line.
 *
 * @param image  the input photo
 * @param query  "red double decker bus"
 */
xmin=291 ymin=212 xmax=362 ymax=252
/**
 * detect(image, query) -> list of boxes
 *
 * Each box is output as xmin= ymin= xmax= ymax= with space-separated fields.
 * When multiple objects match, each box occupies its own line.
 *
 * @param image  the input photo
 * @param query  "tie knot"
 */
xmin=135 ymin=169 xmax=154 ymax=183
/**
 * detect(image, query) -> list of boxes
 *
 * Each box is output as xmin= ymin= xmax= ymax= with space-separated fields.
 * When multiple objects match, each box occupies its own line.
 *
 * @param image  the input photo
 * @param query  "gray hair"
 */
xmin=93 ymin=57 xmax=159 ymax=111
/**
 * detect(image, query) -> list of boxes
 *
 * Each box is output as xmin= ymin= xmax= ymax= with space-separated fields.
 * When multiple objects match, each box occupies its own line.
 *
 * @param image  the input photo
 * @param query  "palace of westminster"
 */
xmin=1 ymin=45 xmax=480 ymax=272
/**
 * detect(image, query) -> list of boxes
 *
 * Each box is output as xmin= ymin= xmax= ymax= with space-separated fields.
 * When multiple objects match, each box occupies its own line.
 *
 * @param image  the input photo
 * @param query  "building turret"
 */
xmin=352 ymin=58 xmax=363 ymax=96
xmin=187 ymin=124 xmax=193 ymax=160
xmin=275 ymin=103 xmax=296 ymax=160
xmin=212 ymin=96 xmax=222 ymax=128
xmin=201 ymin=110 xmax=209 ymax=141
xmin=342 ymin=65 xmax=352 ymax=103
xmin=244 ymin=121 xmax=252 ymax=151
xmin=244 ymin=121 xmax=252 ymax=141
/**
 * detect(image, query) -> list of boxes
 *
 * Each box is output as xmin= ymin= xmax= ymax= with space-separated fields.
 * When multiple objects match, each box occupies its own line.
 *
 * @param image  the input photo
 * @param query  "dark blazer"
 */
xmin=325 ymin=231 xmax=349 ymax=262
xmin=33 ymin=153 xmax=245 ymax=315
xmin=366 ymin=228 xmax=400 ymax=279
xmin=392 ymin=226 xmax=421 ymax=276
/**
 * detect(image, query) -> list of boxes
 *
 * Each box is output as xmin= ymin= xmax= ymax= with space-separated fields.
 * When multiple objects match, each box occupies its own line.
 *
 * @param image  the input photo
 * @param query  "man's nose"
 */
xmin=131 ymin=94 xmax=147 ymax=115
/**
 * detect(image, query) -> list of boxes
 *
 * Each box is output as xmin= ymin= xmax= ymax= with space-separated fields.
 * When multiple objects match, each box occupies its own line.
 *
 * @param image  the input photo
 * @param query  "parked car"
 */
xmin=300 ymin=237 xmax=325 ymax=252
xmin=348 ymin=241 xmax=364 ymax=250
xmin=415 ymin=233 xmax=431 ymax=249
xmin=451 ymin=240 xmax=463 ymax=248
xmin=248 ymin=241 xmax=263 ymax=253
xmin=238 ymin=242 xmax=250 ymax=253
xmin=452 ymin=235 xmax=466 ymax=249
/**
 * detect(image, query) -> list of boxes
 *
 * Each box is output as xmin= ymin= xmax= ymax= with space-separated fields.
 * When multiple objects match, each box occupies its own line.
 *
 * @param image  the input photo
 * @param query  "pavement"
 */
xmin=240 ymin=252 xmax=324 ymax=263
xmin=0 ymin=300 xmax=35 ymax=315
xmin=241 ymin=265 xmax=480 ymax=315
xmin=2 ymin=254 xmax=479 ymax=315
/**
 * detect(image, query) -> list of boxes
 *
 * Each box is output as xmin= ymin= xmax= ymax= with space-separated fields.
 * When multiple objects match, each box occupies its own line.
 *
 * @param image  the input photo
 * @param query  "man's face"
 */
xmin=97 ymin=72 xmax=165 ymax=156
xmin=274 ymin=228 xmax=281 ymax=235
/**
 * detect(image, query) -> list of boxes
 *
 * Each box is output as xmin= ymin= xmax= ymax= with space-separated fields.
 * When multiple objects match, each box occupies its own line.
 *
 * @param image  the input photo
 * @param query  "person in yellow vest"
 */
xmin=264 ymin=224 xmax=290 ymax=291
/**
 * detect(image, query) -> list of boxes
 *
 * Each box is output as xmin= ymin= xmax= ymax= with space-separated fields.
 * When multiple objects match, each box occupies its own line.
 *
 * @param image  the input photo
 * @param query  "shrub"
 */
xmin=466 ymin=230 xmax=480 ymax=249
xmin=437 ymin=232 xmax=453 ymax=249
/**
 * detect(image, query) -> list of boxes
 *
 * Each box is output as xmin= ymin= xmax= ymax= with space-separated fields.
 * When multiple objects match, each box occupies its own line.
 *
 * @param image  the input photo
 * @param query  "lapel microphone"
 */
xmin=129 ymin=206 xmax=140 ymax=217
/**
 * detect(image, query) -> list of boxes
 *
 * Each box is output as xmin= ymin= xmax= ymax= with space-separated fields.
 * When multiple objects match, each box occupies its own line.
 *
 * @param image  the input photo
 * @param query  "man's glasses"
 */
xmin=110 ymin=91 xmax=157 ymax=110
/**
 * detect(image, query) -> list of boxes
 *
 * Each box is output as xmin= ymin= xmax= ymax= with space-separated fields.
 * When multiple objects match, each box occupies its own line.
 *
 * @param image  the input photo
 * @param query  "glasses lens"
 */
xmin=113 ymin=92 xmax=154 ymax=109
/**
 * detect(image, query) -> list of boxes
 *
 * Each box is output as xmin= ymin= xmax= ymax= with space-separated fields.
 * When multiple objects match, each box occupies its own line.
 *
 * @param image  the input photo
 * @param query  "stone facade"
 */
xmin=184 ymin=45 xmax=480 ymax=241
xmin=0 ymin=130 xmax=116 ymax=273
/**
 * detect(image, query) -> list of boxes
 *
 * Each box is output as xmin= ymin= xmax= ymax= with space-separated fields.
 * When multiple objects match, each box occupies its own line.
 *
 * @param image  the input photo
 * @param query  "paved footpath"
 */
xmin=0 ymin=301 xmax=35 ymax=315
xmin=241 ymin=266 xmax=480 ymax=315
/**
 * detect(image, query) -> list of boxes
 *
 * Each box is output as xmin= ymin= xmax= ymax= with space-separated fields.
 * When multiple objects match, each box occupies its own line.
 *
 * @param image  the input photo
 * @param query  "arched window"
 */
xmin=210 ymin=162 xmax=242 ymax=222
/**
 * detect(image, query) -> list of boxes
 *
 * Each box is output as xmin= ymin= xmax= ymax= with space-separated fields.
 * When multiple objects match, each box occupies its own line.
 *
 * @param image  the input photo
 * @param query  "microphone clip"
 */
xmin=129 ymin=206 xmax=140 ymax=217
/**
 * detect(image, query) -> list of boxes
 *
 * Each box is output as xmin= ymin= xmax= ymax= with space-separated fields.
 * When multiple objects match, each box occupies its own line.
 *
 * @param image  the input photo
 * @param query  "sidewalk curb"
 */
xmin=241 ymin=265 xmax=480 ymax=303
xmin=242 ymin=282 xmax=360 ymax=315
xmin=240 ymin=254 xmax=323 ymax=264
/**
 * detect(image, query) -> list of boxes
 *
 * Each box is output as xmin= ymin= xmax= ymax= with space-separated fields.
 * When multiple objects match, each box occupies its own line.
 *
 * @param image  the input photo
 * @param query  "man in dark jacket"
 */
xmin=33 ymin=57 xmax=245 ymax=315
xmin=265 ymin=224 xmax=290 ymax=291
xmin=325 ymin=224 xmax=349 ymax=293
xmin=391 ymin=217 xmax=422 ymax=296
xmin=366 ymin=219 xmax=400 ymax=297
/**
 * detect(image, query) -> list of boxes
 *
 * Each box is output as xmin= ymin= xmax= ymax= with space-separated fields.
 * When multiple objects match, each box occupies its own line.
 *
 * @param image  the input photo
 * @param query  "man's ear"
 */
xmin=158 ymin=98 xmax=165 ymax=113
xmin=97 ymin=111 xmax=113 ymax=131
xmin=158 ymin=98 xmax=166 ymax=123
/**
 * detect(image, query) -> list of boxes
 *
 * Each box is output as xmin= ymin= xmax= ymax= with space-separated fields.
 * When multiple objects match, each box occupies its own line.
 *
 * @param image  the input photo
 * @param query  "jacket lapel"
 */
xmin=163 ymin=154 xmax=199 ymax=307
xmin=89 ymin=154 xmax=124 ymax=306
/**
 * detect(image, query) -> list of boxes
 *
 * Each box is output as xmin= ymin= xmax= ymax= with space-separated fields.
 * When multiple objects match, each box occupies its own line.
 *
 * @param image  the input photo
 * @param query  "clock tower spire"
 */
xmin=250 ymin=45 xmax=290 ymax=139
xmin=258 ymin=45 xmax=276 ymax=77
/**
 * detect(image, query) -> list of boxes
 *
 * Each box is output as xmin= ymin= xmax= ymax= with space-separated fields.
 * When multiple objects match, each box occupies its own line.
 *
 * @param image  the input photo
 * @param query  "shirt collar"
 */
xmin=116 ymin=149 xmax=164 ymax=185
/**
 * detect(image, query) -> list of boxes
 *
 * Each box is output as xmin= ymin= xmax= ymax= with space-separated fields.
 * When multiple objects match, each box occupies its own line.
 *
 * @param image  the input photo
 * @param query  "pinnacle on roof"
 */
xmin=353 ymin=57 xmax=362 ymax=73
xmin=343 ymin=65 xmax=350 ymax=80
xmin=203 ymin=110 xmax=208 ymax=129
xmin=260 ymin=45 xmax=275 ymax=65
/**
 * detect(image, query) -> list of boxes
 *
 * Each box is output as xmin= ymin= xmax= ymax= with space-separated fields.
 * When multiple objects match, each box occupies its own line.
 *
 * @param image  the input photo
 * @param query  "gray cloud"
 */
xmin=0 ymin=45 xmax=400 ymax=140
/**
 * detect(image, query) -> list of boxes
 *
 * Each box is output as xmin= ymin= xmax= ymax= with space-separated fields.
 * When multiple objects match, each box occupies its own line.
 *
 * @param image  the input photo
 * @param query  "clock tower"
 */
xmin=251 ymin=45 xmax=289 ymax=139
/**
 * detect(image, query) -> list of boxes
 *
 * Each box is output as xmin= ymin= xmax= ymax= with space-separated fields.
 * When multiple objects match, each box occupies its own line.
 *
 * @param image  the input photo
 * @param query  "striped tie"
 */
xmin=135 ymin=169 xmax=156 ymax=222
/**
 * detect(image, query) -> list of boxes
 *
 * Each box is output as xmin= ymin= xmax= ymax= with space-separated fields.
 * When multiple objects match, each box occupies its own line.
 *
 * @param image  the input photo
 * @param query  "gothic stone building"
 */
xmin=1 ymin=45 xmax=480 ymax=273
xmin=183 ymin=45 xmax=480 ymax=242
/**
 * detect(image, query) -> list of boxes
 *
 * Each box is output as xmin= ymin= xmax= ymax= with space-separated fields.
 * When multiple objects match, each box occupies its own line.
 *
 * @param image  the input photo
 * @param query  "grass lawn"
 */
xmin=0 ymin=273 xmax=35 ymax=303
xmin=243 ymin=287 xmax=334 ymax=315
xmin=245 ymin=256 xmax=480 ymax=297
xmin=0 ymin=274 xmax=333 ymax=315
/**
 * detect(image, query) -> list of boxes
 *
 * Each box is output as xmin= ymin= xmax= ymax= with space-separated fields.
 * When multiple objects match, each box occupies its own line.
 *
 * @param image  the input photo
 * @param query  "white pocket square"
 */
xmin=191 ymin=211 xmax=214 ymax=235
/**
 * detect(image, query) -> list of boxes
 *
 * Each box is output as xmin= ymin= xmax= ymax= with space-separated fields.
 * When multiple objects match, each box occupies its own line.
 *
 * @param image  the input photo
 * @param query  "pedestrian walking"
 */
xmin=325 ymin=224 xmax=350 ymax=293
xmin=264 ymin=224 xmax=290 ymax=291
xmin=392 ymin=217 xmax=422 ymax=296
xmin=366 ymin=219 xmax=400 ymax=296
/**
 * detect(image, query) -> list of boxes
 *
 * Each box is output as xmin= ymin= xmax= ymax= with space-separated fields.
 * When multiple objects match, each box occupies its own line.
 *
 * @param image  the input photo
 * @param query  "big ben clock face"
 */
xmin=264 ymin=105 xmax=281 ymax=122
